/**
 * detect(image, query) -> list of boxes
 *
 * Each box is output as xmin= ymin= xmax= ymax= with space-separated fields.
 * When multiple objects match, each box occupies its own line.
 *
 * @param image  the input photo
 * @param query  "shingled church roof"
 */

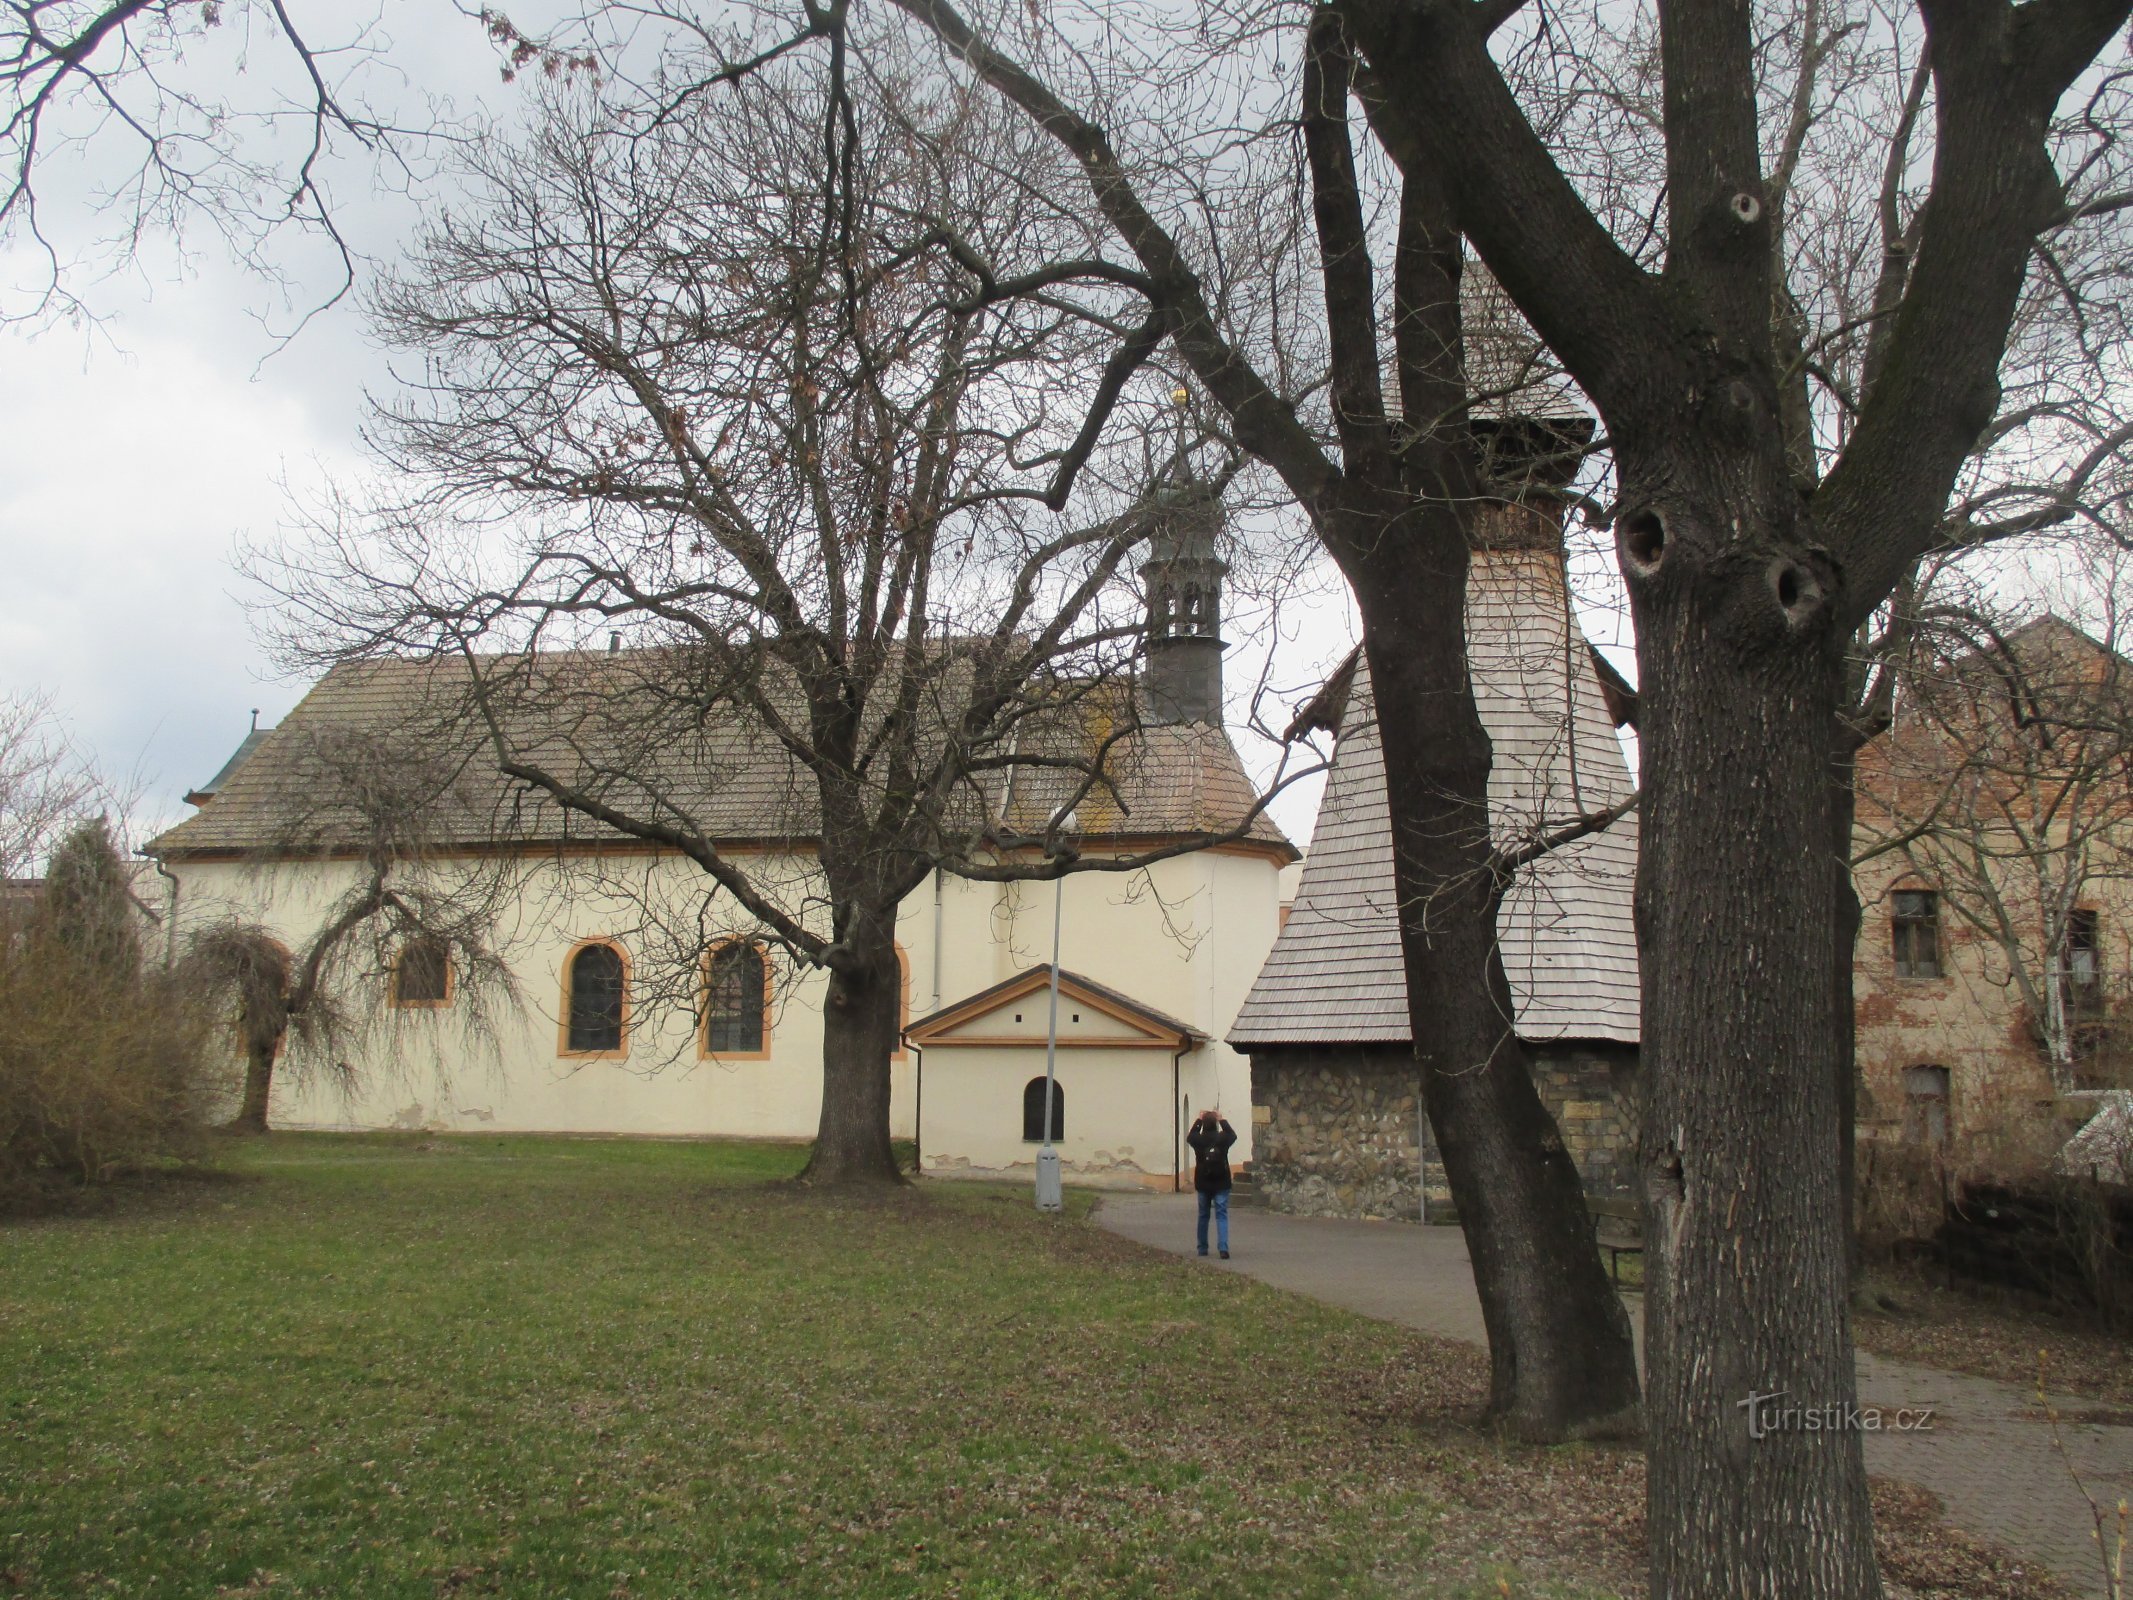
xmin=146 ymin=648 xmax=1293 ymax=862
xmin=1228 ymin=549 xmax=1640 ymax=1049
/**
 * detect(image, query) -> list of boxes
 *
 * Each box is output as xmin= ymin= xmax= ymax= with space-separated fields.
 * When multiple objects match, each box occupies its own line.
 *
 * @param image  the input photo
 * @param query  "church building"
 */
xmin=147 ymin=499 xmax=1295 ymax=1188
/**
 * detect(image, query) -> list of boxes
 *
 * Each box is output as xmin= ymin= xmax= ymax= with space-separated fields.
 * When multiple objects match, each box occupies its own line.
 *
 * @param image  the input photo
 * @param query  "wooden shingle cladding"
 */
xmin=1228 ymin=549 xmax=1640 ymax=1050
xmin=145 ymin=649 xmax=1293 ymax=863
xmin=180 ymin=723 xmax=273 ymax=807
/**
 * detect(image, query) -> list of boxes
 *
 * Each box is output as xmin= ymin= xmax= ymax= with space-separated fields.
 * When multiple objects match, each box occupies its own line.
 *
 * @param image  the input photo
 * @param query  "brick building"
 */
xmin=1852 ymin=615 xmax=2133 ymax=1174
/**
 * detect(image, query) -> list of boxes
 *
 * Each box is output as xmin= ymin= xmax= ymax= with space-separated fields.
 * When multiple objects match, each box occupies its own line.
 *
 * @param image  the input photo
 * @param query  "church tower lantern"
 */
xmin=1140 ymin=482 xmax=1228 ymax=726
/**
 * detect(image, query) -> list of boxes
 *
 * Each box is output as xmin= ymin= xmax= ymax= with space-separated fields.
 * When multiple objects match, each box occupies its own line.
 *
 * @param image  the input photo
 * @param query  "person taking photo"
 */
xmin=1186 ymin=1107 xmax=1238 ymax=1258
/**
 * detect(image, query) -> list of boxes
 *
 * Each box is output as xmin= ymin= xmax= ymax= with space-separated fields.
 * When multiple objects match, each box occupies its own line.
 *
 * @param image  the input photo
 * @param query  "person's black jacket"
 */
xmin=1186 ymin=1117 xmax=1237 ymax=1194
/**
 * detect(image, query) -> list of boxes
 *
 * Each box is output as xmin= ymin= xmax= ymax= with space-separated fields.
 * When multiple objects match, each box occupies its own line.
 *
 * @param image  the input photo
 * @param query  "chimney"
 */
xmin=1140 ymin=482 xmax=1228 ymax=726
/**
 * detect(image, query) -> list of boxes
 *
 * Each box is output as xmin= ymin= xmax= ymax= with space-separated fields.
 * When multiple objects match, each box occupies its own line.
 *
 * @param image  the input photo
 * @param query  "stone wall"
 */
xmin=1249 ymin=1041 xmax=1640 ymax=1219
xmin=1249 ymin=1045 xmax=1422 ymax=1219
xmin=1532 ymin=1043 xmax=1640 ymax=1200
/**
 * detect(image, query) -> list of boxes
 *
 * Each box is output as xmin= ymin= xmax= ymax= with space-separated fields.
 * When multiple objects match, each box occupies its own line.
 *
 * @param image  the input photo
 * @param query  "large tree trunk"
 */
xmin=1349 ymin=514 xmax=1641 ymax=1440
xmin=800 ymin=910 xmax=905 ymax=1186
xmin=1832 ymin=738 xmax=1863 ymax=1281
xmin=1636 ymin=538 xmax=1879 ymax=1594
xmin=229 ymin=1034 xmax=278 ymax=1135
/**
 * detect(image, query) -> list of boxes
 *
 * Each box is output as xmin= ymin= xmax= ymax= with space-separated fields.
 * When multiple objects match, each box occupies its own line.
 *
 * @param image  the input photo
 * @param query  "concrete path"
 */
xmin=1098 ymin=1191 xmax=2133 ymax=1598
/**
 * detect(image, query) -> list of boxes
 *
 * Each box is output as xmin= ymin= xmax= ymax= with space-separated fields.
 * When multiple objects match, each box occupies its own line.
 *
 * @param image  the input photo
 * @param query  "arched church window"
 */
xmin=564 ymin=941 xmax=627 ymax=1054
xmin=702 ymin=941 xmax=768 ymax=1055
xmin=1023 ymin=1077 xmax=1065 ymax=1143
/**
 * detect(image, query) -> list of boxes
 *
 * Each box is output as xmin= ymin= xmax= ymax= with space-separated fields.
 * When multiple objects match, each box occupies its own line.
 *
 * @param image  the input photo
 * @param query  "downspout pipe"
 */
xmin=1172 ymin=1046 xmax=1183 ymax=1193
xmin=151 ymin=856 xmax=180 ymax=970
xmin=930 ymin=866 xmax=944 ymax=1013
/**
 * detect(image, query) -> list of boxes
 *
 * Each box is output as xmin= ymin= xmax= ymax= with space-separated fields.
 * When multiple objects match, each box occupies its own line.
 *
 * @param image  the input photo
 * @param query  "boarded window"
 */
xmin=1023 ymin=1077 xmax=1064 ymax=1143
xmin=1892 ymin=890 xmax=1940 ymax=979
xmin=393 ymin=939 xmax=450 ymax=1006
xmin=1902 ymin=1064 xmax=1949 ymax=1147
xmin=703 ymin=942 xmax=766 ymax=1054
xmin=566 ymin=943 xmax=626 ymax=1053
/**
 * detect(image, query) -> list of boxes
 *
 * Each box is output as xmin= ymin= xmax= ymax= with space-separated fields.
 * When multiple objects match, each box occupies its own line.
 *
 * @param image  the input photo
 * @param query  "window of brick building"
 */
xmin=2067 ymin=908 xmax=2105 ymax=1021
xmin=1901 ymin=1064 xmax=1950 ymax=1147
xmin=1892 ymin=890 xmax=1941 ymax=979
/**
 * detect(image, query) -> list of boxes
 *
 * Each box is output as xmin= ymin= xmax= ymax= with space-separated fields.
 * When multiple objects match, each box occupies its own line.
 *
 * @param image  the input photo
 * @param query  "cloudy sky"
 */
xmin=0 ymin=2 xmax=1635 ymax=854
xmin=0 ymin=2 xmax=530 ymax=841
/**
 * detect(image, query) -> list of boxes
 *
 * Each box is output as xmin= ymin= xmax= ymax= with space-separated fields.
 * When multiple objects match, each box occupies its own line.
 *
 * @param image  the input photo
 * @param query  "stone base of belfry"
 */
xmin=1247 ymin=1041 xmax=1640 ymax=1220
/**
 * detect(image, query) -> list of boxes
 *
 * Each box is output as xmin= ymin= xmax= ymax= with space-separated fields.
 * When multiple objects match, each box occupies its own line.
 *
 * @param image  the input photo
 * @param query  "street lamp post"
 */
xmin=1035 ymin=809 xmax=1076 ymax=1213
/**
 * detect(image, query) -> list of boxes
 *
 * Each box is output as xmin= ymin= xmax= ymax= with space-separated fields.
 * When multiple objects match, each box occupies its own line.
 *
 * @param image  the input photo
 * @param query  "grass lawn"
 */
xmin=0 ymin=1135 xmax=1641 ymax=1600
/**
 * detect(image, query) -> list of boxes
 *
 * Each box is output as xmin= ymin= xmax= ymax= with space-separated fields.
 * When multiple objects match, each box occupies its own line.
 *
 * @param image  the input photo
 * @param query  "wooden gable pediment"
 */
xmin=904 ymin=968 xmax=1197 ymax=1051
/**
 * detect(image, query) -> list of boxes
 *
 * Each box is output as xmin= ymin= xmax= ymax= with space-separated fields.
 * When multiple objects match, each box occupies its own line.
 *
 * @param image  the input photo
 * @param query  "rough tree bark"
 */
xmin=1631 ymin=524 xmax=1874 ymax=1592
xmin=802 ymin=910 xmax=907 ymax=1185
xmin=231 ymin=1038 xmax=279 ymax=1135
xmin=1326 ymin=0 xmax=2133 ymax=1587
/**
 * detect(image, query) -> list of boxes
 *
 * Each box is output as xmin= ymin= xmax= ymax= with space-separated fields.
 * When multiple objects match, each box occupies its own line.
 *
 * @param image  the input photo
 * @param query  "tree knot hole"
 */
xmin=1647 ymin=1139 xmax=1685 ymax=1204
xmin=1619 ymin=509 xmax=1666 ymax=576
xmin=1730 ymin=191 xmax=1762 ymax=226
xmin=1770 ymin=557 xmax=1825 ymax=627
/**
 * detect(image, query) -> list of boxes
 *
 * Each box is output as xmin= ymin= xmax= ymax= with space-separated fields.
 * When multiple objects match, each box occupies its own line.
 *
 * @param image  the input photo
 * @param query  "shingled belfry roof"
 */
xmin=1228 ymin=549 xmax=1640 ymax=1049
xmin=145 ymin=648 xmax=1293 ymax=861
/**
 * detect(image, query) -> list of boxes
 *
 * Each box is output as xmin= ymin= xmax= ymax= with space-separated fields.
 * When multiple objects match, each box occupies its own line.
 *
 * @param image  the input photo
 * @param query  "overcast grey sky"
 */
xmin=0 ymin=1 xmax=1638 ymax=854
xmin=0 ymin=3 xmax=573 ymax=839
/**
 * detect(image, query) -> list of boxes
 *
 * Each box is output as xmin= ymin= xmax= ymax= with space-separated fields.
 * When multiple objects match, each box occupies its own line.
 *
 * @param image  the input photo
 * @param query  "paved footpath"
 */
xmin=1099 ymin=1191 xmax=2133 ymax=1597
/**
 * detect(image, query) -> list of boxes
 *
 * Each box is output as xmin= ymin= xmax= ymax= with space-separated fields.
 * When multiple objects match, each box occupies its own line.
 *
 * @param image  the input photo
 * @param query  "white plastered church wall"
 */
xmin=166 ymin=841 xmax=1281 ymax=1168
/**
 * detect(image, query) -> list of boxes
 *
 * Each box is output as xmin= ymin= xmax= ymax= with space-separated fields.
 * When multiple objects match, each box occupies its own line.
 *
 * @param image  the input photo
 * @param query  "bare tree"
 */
xmin=266 ymin=40 xmax=1314 ymax=1184
xmin=180 ymin=724 xmax=519 ymax=1133
xmin=1858 ymin=552 xmax=2133 ymax=1094
xmin=0 ymin=690 xmax=102 ymax=880
xmin=2 ymin=0 xmax=431 ymax=327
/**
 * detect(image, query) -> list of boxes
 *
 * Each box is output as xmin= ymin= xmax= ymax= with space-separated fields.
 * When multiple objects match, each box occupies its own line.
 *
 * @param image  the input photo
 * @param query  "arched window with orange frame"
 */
xmin=560 ymin=940 xmax=628 ymax=1057
xmin=701 ymin=940 xmax=771 ymax=1059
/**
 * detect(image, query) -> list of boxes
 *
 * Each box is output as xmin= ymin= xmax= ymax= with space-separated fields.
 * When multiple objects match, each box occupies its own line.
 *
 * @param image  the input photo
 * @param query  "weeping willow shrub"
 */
xmin=0 ymin=824 xmax=227 ymax=1208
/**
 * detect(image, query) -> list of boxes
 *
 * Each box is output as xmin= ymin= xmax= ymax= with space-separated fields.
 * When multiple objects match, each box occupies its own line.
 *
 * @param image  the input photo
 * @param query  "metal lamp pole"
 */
xmin=1035 ymin=809 xmax=1076 ymax=1212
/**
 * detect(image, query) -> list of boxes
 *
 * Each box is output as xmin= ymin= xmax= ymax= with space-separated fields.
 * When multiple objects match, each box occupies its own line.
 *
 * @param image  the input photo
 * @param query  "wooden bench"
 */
xmin=1587 ymin=1196 xmax=1644 ymax=1287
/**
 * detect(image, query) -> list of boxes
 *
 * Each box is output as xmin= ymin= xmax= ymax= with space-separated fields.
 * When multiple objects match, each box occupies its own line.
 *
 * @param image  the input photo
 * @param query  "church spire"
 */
xmin=1139 ymin=481 xmax=1228 ymax=726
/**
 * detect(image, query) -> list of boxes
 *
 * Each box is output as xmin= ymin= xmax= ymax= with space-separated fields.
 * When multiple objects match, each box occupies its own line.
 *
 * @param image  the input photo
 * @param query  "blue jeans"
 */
xmin=1196 ymin=1188 xmax=1229 ymax=1254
